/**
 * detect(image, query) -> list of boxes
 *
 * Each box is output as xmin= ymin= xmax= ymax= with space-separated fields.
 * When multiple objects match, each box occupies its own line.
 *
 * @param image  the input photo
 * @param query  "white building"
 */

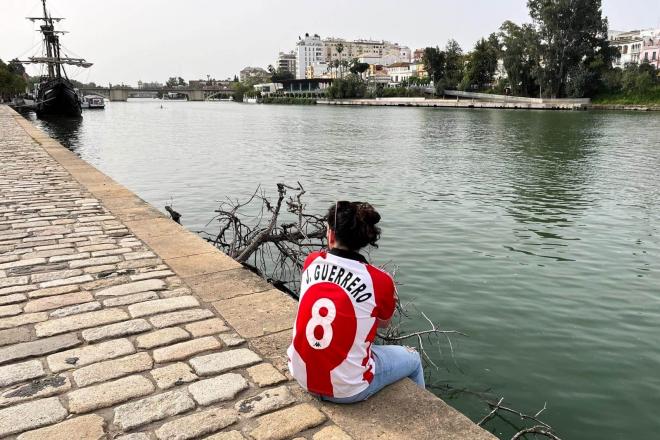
xmin=296 ymin=33 xmax=324 ymax=79
xmin=323 ymin=38 xmax=410 ymax=66
xmin=609 ymin=29 xmax=660 ymax=67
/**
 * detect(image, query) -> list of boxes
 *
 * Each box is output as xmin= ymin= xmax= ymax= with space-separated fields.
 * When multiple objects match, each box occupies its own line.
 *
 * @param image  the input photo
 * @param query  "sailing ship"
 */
xmin=18 ymin=0 xmax=92 ymax=117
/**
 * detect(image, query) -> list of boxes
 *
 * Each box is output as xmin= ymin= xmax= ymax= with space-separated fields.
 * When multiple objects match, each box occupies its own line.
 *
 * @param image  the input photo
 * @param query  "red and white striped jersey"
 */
xmin=287 ymin=249 xmax=396 ymax=398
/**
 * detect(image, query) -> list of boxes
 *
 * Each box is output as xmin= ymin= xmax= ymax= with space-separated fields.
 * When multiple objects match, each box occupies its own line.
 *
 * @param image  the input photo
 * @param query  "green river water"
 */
xmin=29 ymin=101 xmax=660 ymax=439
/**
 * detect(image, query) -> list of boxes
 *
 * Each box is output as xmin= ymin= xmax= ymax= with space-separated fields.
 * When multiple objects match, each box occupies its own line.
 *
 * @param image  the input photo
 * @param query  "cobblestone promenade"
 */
xmin=0 ymin=106 xmax=495 ymax=440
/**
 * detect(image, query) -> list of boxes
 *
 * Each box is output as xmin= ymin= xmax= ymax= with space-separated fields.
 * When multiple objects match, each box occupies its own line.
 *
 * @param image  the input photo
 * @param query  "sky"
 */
xmin=2 ymin=0 xmax=659 ymax=86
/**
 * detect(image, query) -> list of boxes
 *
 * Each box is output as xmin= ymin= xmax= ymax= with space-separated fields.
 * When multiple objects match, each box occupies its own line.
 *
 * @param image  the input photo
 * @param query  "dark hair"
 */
xmin=327 ymin=201 xmax=381 ymax=250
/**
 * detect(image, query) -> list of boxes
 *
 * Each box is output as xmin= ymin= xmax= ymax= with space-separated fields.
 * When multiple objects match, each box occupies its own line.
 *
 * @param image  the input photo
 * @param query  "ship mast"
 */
xmin=19 ymin=1 xmax=93 ymax=75
xmin=41 ymin=0 xmax=60 ymax=78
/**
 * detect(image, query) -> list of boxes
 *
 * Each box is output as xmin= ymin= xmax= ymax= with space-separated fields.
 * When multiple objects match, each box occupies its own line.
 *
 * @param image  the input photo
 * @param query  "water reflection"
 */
xmin=28 ymin=113 xmax=83 ymax=152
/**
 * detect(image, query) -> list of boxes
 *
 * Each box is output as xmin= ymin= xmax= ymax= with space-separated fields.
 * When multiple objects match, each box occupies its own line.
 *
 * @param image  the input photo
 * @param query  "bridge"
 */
xmin=80 ymin=86 xmax=234 ymax=101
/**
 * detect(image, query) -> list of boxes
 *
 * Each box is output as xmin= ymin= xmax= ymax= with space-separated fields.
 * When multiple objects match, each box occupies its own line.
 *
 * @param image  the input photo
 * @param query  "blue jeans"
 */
xmin=319 ymin=345 xmax=425 ymax=404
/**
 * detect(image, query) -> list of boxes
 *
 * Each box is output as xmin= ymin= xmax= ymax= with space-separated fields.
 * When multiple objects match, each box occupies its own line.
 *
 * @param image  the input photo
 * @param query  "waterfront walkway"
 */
xmin=0 ymin=105 xmax=495 ymax=439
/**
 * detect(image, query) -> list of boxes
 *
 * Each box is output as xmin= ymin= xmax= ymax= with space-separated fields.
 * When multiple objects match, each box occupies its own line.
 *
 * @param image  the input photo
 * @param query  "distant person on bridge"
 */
xmin=287 ymin=201 xmax=425 ymax=403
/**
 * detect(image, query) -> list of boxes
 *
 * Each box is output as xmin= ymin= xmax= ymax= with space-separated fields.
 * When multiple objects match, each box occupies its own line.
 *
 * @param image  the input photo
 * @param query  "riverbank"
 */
xmin=317 ymin=97 xmax=589 ymax=110
xmin=0 ymin=105 xmax=495 ymax=439
xmin=314 ymin=97 xmax=660 ymax=111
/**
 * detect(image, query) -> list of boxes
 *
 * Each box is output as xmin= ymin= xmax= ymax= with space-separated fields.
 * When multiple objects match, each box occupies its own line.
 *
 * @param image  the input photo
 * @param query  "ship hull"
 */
xmin=36 ymin=78 xmax=82 ymax=117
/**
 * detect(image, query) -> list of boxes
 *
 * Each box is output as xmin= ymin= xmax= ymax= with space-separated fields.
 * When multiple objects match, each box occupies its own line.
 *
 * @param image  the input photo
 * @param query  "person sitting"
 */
xmin=287 ymin=201 xmax=425 ymax=403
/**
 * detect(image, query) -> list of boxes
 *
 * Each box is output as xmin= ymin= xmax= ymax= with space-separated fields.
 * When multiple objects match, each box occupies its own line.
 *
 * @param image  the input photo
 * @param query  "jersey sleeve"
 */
xmin=302 ymin=251 xmax=323 ymax=271
xmin=367 ymin=265 xmax=396 ymax=321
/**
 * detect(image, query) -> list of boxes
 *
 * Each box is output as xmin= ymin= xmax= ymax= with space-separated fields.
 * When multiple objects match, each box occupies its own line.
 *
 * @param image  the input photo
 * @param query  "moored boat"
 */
xmin=18 ymin=0 xmax=92 ymax=118
xmin=81 ymin=94 xmax=105 ymax=109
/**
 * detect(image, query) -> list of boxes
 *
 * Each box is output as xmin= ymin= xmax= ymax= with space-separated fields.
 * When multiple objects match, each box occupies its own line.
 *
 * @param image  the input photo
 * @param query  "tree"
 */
xmin=271 ymin=68 xmax=294 ymax=82
xmin=0 ymin=59 xmax=27 ymax=100
xmin=422 ymin=47 xmax=446 ymax=91
xmin=499 ymin=21 xmax=542 ymax=97
xmin=177 ymin=77 xmax=187 ymax=86
xmin=444 ymin=40 xmax=464 ymax=89
xmin=461 ymin=36 xmax=500 ymax=91
xmin=336 ymin=43 xmax=344 ymax=78
xmin=326 ymin=74 xmax=366 ymax=99
xmin=528 ymin=0 xmax=612 ymax=98
xmin=231 ymin=81 xmax=251 ymax=102
xmin=8 ymin=59 xmax=26 ymax=76
xmin=349 ymin=58 xmax=370 ymax=78
xmin=165 ymin=77 xmax=178 ymax=87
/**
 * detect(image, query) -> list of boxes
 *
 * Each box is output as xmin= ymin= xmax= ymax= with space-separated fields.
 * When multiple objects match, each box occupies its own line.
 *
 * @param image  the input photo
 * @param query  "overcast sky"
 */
xmin=2 ymin=0 xmax=659 ymax=86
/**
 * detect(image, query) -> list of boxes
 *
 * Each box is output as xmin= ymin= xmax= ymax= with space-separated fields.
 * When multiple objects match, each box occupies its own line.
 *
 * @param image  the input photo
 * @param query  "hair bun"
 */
xmin=357 ymin=203 xmax=381 ymax=225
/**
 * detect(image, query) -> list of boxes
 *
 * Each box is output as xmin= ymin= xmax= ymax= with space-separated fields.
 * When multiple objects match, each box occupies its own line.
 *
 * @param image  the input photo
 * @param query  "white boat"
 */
xmin=81 ymin=94 xmax=105 ymax=109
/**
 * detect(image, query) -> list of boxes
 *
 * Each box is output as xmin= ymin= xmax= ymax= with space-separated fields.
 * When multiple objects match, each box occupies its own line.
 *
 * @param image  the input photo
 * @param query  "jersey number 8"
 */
xmin=305 ymin=298 xmax=336 ymax=349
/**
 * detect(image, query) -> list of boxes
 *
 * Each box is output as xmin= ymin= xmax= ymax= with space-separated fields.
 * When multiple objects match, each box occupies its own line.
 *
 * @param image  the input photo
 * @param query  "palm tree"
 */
xmin=336 ymin=43 xmax=344 ymax=78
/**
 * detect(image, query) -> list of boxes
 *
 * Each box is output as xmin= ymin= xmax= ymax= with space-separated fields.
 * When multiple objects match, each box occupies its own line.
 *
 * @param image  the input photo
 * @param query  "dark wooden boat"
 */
xmin=18 ymin=0 xmax=92 ymax=117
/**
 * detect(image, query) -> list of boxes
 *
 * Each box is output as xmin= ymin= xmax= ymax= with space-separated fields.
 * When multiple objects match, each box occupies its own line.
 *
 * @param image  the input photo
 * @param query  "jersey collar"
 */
xmin=328 ymin=248 xmax=368 ymax=264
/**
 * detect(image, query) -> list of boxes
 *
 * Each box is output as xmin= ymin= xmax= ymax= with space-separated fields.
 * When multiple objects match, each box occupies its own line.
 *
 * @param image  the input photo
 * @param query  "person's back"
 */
xmin=287 ymin=201 xmax=425 ymax=403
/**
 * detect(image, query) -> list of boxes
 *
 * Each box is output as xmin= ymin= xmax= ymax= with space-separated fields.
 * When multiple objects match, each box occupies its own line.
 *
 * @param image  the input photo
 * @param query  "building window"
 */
xmin=653 ymin=52 xmax=657 ymax=61
xmin=622 ymin=45 xmax=628 ymax=54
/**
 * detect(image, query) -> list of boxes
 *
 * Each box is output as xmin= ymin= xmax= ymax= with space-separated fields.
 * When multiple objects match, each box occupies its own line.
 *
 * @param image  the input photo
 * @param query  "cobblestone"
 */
xmin=95 ymin=279 xmax=166 ymax=297
xmin=27 ymin=284 xmax=79 ymax=298
xmin=0 ymin=304 xmax=22 ymax=317
xmin=188 ymin=373 xmax=248 ymax=405
xmin=128 ymin=295 xmax=200 ymax=318
xmin=47 ymin=338 xmax=135 ymax=372
xmin=151 ymin=362 xmax=198 ymax=389
xmin=0 ymin=333 xmax=81 ymax=364
xmin=189 ymin=348 xmax=261 ymax=376
xmin=67 ymin=374 xmax=155 ymax=413
xmin=248 ymin=404 xmax=327 ymax=440
xmin=184 ymin=318 xmax=230 ymax=337
xmin=16 ymin=414 xmax=106 ymax=440
xmin=246 ymin=363 xmax=287 ymax=387
xmin=23 ymin=291 xmax=93 ymax=313
xmin=0 ymin=374 xmax=71 ymax=407
xmin=49 ymin=301 xmax=102 ymax=317
xmin=35 ymin=308 xmax=128 ymax=336
xmin=0 ymin=312 xmax=49 ymax=329
xmin=0 ymin=397 xmax=68 ymax=437
xmin=73 ymin=352 xmax=153 ymax=387
xmin=155 ymin=408 xmax=238 ymax=440
xmin=0 ymin=359 xmax=45 ymax=387
xmin=30 ymin=269 xmax=83 ymax=283
xmin=103 ymin=291 xmax=159 ymax=307
xmin=152 ymin=336 xmax=221 ymax=363
xmin=235 ymin=385 xmax=294 ymax=418
xmin=38 ymin=274 xmax=94 ymax=288
xmin=81 ymin=318 xmax=151 ymax=342
xmin=135 ymin=327 xmax=191 ymax=349
xmin=0 ymin=326 xmax=31 ymax=347
xmin=149 ymin=308 xmax=214 ymax=328
xmin=312 ymin=426 xmax=353 ymax=440
xmin=113 ymin=389 xmax=196 ymax=430
xmin=205 ymin=431 xmax=245 ymax=440
xmin=218 ymin=333 xmax=246 ymax=347
xmin=115 ymin=434 xmax=150 ymax=440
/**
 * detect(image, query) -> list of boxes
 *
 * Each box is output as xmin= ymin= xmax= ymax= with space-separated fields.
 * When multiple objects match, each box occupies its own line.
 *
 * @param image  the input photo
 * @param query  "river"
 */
xmin=26 ymin=100 xmax=660 ymax=439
